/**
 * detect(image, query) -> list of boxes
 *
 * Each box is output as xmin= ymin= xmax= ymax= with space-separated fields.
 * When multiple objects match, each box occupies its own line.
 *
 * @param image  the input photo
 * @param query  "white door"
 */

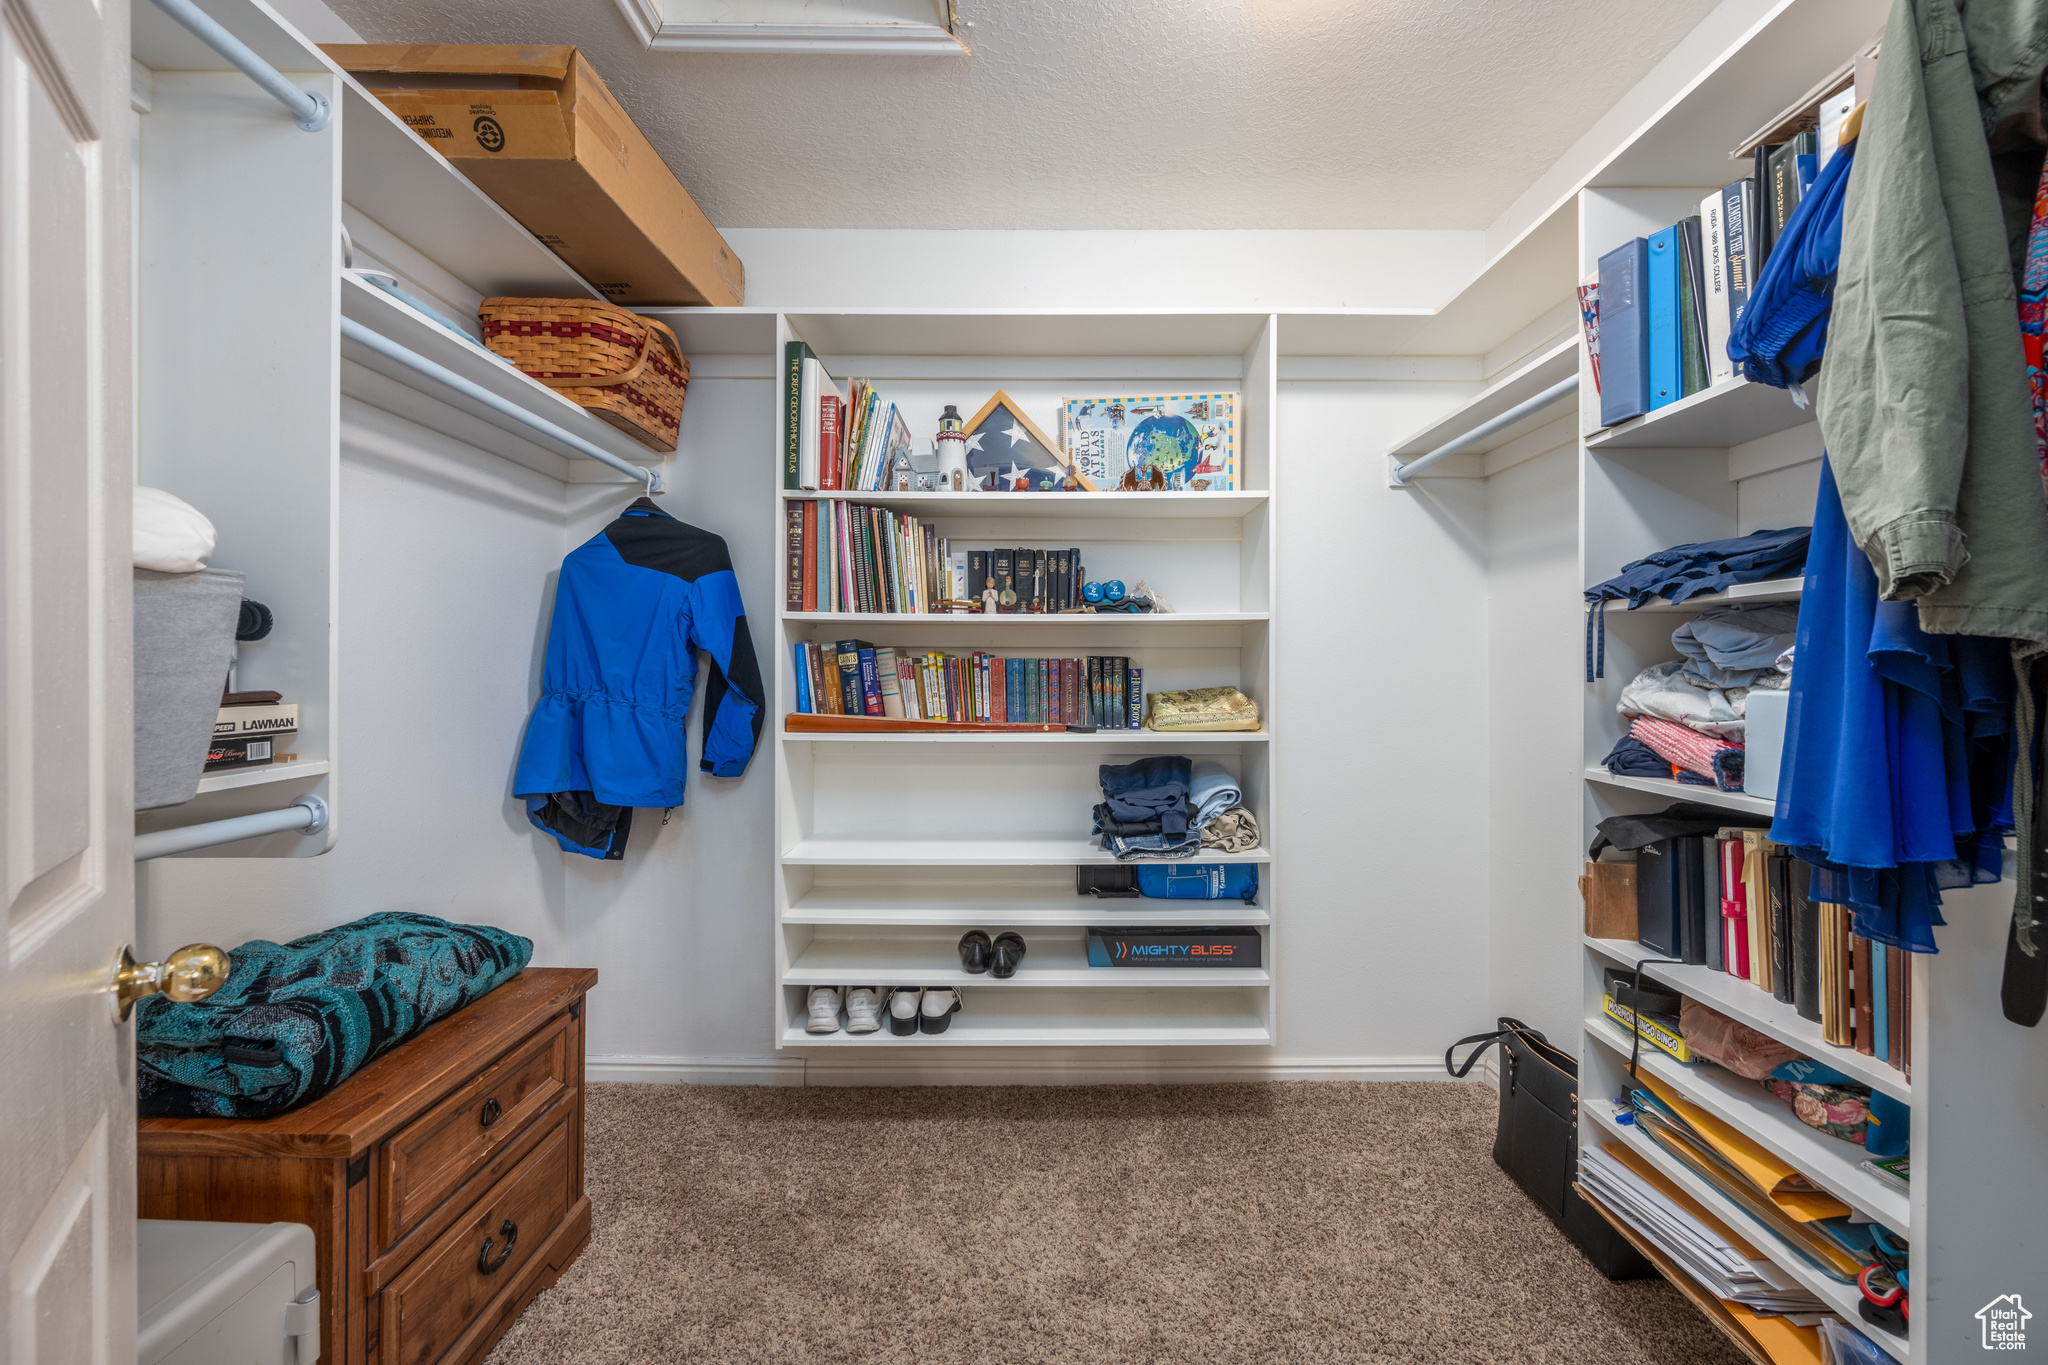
xmin=0 ymin=0 xmax=135 ymax=1354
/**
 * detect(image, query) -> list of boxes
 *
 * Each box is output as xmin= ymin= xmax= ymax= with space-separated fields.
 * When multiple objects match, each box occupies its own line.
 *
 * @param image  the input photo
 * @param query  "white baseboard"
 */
xmin=585 ymin=1054 xmax=806 ymax=1086
xmin=586 ymin=1052 xmax=1483 ymax=1088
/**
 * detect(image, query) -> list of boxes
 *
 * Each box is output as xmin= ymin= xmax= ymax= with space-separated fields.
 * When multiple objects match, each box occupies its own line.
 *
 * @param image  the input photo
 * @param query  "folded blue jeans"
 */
xmin=1099 ymin=756 xmax=1191 ymax=837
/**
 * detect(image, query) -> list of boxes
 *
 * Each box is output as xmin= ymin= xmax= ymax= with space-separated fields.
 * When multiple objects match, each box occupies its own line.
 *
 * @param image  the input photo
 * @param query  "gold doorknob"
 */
xmin=111 ymin=943 xmax=230 ymax=1021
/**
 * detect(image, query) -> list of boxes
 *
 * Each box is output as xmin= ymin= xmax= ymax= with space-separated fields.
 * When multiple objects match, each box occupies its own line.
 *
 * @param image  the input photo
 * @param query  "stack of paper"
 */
xmin=1580 ymin=1144 xmax=1828 ymax=1315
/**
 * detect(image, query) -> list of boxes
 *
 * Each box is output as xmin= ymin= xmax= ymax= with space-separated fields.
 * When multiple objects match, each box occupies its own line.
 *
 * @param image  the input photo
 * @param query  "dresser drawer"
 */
xmin=383 ymin=1117 xmax=572 ymax=1365
xmin=380 ymin=1011 xmax=574 ymax=1248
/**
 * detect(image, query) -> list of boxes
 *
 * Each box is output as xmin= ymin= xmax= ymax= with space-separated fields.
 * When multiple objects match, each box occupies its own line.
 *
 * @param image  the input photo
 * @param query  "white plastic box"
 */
xmin=1744 ymin=687 xmax=1790 ymax=802
xmin=139 ymin=1220 xmax=319 ymax=1365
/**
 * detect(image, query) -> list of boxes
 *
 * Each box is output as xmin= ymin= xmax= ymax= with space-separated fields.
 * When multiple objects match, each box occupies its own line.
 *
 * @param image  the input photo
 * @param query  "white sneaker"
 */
xmin=805 ymin=985 xmax=844 ymax=1033
xmin=845 ymin=986 xmax=884 ymax=1034
xmin=887 ymin=987 xmax=922 ymax=1036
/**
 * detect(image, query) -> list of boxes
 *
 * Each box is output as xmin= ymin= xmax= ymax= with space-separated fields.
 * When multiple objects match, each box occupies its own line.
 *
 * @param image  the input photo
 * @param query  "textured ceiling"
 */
xmin=324 ymin=0 xmax=1727 ymax=229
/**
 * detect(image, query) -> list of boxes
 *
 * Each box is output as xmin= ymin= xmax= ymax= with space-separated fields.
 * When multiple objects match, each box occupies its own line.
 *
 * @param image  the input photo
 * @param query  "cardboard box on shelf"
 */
xmin=325 ymin=44 xmax=744 ymax=307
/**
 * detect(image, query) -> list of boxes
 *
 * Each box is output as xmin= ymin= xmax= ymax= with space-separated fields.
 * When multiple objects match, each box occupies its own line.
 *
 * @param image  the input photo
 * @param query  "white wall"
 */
xmin=1481 ymin=442 xmax=1584 ymax=1043
xmin=721 ymin=229 xmax=1482 ymax=314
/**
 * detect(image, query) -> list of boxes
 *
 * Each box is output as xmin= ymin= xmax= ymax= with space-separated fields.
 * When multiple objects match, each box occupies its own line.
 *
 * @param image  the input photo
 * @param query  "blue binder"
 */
xmin=1646 ymin=225 xmax=1682 ymax=410
xmin=1596 ymin=238 xmax=1650 ymax=426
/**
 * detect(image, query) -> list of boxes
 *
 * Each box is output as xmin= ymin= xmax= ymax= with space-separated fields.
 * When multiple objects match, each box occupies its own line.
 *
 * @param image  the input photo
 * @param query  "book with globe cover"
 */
xmin=1061 ymin=393 xmax=1237 ymax=491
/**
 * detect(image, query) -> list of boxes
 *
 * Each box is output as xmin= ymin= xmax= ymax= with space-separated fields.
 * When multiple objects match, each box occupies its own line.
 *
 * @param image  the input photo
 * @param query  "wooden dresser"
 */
xmin=140 ymin=967 xmax=598 ymax=1365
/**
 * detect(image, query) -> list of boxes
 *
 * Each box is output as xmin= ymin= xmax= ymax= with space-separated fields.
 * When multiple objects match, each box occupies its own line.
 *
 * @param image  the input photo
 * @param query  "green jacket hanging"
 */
xmin=1818 ymin=0 xmax=2048 ymax=642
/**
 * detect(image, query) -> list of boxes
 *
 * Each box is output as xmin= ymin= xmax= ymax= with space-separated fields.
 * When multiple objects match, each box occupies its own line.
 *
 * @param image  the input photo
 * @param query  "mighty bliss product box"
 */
xmin=324 ymin=45 xmax=744 ymax=307
xmin=1086 ymin=927 xmax=1262 ymax=968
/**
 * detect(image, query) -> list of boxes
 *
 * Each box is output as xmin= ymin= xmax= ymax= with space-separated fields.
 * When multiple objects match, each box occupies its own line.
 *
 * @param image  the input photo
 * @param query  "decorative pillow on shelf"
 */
xmin=136 ymin=911 xmax=532 ymax=1119
xmin=1144 ymin=686 xmax=1260 ymax=732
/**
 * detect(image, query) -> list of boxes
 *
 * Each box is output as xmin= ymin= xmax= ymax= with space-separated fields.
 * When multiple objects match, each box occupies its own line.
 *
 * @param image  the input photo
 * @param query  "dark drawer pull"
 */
xmin=479 ymin=1097 xmax=502 ymax=1129
xmin=477 ymin=1219 xmax=517 ymax=1275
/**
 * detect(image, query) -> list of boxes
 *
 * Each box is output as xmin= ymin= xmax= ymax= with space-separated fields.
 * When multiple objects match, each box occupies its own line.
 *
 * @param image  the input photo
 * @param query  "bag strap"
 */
xmin=531 ymin=315 xmax=683 ymax=391
xmin=1444 ymin=1016 xmax=1543 ymax=1078
xmin=1625 ymin=956 xmax=1684 ymax=1080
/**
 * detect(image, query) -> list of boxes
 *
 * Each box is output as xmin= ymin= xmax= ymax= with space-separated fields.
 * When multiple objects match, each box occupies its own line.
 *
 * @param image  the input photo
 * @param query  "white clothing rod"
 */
xmin=1390 ymin=374 xmax=1580 ymax=485
xmin=137 ymin=795 xmax=328 ymax=861
xmin=339 ymin=317 xmax=666 ymax=493
xmin=145 ymin=0 xmax=332 ymax=132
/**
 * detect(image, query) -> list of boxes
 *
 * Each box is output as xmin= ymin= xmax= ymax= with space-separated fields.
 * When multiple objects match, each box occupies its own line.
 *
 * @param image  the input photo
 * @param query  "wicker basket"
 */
xmin=478 ymin=297 xmax=688 ymax=454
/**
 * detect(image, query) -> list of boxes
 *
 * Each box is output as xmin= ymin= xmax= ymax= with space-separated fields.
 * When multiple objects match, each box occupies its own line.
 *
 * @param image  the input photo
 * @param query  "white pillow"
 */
xmin=133 ymin=486 xmax=217 ymax=573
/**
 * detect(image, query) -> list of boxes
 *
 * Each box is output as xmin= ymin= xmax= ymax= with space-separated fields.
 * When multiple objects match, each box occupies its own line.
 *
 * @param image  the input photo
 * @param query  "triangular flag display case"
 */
xmin=960 ymin=389 xmax=1098 ymax=492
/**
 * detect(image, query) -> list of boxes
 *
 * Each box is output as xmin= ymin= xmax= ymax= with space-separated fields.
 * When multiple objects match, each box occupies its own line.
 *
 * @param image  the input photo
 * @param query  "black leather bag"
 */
xmin=1446 ymin=1017 xmax=1652 ymax=1280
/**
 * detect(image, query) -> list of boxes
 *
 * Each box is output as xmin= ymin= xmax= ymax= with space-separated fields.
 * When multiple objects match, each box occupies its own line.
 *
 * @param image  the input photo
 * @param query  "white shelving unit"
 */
xmin=129 ymin=0 xmax=657 ymax=857
xmin=769 ymin=313 xmax=1279 ymax=1049
xmin=1550 ymin=2 xmax=2048 ymax=1355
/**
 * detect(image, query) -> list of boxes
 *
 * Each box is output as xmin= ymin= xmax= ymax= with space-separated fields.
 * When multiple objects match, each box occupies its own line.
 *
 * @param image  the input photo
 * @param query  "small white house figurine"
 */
xmin=889 ymin=445 xmax=944 ymax=492
xmin=935 ymin=404 xmax=971 ymax=491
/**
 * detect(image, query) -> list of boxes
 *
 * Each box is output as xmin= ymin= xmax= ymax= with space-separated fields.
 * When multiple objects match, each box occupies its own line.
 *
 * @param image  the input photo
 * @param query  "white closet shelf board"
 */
xmin=1583 ymin=1017 xmax=1908 ymax=1231
xmin=1588 ymin=379 xmax=1815 ymax=450
xmin=780 ymin=990 xmax=1272 ymax=1047
xmin=784 ymin=611 xmax=1267 ymax=630
xmin=1585 ymin=1111 xmax=1909 ymax=1364
xmin=193 ymin=759 xmax=331 ymax=795
xmin=1584 ymin=937 xmax=1910 ymax=1103
xmin=779 ymin=312 xmax=1272 ymax=359
xmin=335 ymin=85 xmax=603 ymax=302
xmin=1585 ymin=769 xmax=1775 ymax=816
xmin=1588 ymin=0 xmax=1887 ymax=190
xmin=1385 ymin=337 xmax=1578 ymax=461
xmin=787 ymin=888 xmax=1270 ymax=927
xmin=1596 ymin=579 xmax=1804 ymax=614
xmin=782 ymin=728 xmax=1268 ymax=747
xmin=132 ymin=0 xmax=322 ymax=72
xmin=635 ymin=308 xmax=780 ymax=357
xmin=1281 ymin=208 xmax=1578 ymax=358
xmin=340 ymin=274 xmax=658 ymax=482
xmin=781 ymin=489 xmax=1270 ymax=520
xmin=785 ymin=936 xmax=1268 ymax=988
xmin=783 ymin=837 xmax=1272 ymax=866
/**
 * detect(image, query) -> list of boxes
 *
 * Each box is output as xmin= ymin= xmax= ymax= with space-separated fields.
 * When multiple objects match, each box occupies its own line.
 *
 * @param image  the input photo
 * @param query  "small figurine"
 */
xmin=935 ymin=405 xmax=970 ymax=491
xmin=982 ymin=584 xmax=998 ymax=614
xmin=891 ymin=445 xmax=945 ymax=492
xmin=1116 ymin=469 xmax=1141 ymax=492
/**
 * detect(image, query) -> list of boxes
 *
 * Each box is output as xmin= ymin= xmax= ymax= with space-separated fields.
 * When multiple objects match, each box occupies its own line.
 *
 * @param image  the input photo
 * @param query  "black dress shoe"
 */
xmin=990 ymin=932 xmax=1027 ymax=979
xmin=958 ymin=930 xmax=992 ymax=974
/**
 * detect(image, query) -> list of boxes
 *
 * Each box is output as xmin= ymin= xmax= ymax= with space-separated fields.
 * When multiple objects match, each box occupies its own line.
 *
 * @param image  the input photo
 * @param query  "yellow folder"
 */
xmin=1639 ymin=1073 xmax=1850 ymax=1223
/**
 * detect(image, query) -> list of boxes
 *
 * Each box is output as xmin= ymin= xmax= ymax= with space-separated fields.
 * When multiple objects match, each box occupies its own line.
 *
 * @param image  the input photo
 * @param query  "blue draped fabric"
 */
xmin=1769 ymin=459 xmax=2012 ymax=951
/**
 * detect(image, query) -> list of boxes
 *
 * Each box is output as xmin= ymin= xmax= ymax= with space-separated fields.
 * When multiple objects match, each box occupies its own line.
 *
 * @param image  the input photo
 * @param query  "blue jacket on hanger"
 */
xmin=513 ymin=498 xmax=764 ymax=859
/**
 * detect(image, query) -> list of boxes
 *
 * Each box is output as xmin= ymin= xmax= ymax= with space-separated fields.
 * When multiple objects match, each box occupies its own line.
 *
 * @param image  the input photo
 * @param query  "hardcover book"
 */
xmin=1062 ymin=393 xmax=1237 ymax=491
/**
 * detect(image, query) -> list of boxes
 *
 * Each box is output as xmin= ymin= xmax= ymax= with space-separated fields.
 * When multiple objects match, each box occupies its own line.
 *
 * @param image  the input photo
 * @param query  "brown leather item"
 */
xmin=140 ymin=967 xmax=596 ymax=1365
xmin=1581 ymin=861 xmax=1638 ymax=939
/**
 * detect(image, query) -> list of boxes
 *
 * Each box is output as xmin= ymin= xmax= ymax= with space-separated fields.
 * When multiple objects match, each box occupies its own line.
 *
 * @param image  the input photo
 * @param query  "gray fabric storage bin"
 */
xmin=134 ymin=567 xmax=244 ymax=810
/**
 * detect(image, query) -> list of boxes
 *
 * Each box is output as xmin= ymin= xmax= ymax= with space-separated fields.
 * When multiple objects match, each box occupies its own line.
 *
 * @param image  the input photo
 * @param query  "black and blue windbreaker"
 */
xmin=513 ymin=498 xmax=763 ymax=859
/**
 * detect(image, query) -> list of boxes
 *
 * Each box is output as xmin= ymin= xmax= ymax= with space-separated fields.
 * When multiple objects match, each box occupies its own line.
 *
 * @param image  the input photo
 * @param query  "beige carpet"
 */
xmin=486 ymin=1081 xmax=1743 ymax=1365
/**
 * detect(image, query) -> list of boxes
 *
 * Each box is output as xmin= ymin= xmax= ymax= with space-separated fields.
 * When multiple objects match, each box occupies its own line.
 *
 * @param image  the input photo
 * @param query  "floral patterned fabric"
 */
xmin=2024 ymin=151 xmax=2048 ymax=503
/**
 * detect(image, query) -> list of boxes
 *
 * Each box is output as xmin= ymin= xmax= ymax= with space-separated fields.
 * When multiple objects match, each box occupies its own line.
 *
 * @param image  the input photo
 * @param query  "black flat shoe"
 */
xmin=957 ymin=930 xmax=992 ymax=974
xmin=886 ymin=987 xmax=922 ymax=1036
xmin=990 ymin=932 xmax=1027 ymax=979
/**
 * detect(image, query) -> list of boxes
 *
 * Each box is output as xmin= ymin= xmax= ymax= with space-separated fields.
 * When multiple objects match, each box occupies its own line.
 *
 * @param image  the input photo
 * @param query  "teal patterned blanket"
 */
xmin=137 ymin=912 xmax=532 ymax=1119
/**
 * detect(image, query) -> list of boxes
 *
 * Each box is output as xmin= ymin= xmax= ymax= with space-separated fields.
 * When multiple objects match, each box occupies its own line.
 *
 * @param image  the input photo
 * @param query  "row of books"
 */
xmin=205 ymin=694 xmax=298 ymax=772
xmin=782 ymin=343 xmax=913 ymax=494
xmin=1637 ymin=830 xmax=1908 ymax=1074
xmin=1585 ymin=85 xmax=1853 ymax=425
xmin=792 ymin=641 xmax=1146 ymax=728
xmin=785 ymin=499 xmax=1096 ymax=615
